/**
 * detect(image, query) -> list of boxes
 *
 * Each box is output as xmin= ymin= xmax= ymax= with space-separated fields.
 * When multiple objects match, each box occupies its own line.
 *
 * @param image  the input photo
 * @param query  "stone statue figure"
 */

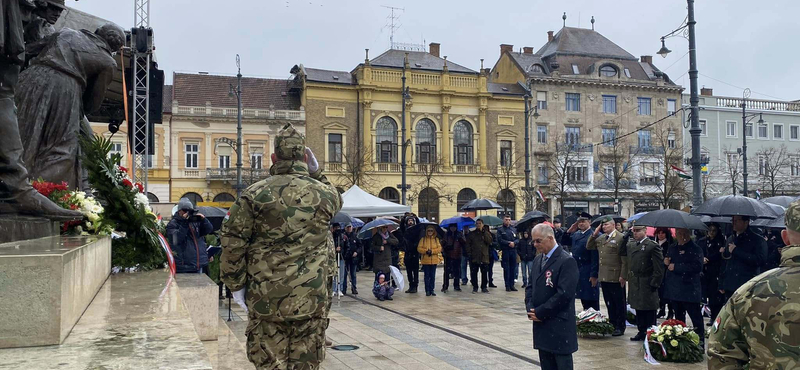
xmin=0 ymin=0 xmax=80 ymax=218
xmin=23 ymin=0 xmax=63 ymax=45
xmin=15 ymin=23 xmax=123 ymax=192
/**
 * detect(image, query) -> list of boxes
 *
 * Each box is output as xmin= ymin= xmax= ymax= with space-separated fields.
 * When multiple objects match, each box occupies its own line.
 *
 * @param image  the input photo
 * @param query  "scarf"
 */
xmin=380 ymin=230 xmax=390 ymax=240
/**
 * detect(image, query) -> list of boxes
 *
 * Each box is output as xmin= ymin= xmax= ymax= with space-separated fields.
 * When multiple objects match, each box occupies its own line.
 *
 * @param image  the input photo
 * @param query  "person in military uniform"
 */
xmin=562 ymin=212 xmax=599 ymax=310
xmin=220 ymin=123 xmax=342 ymax=370
xmin=587 ymin=215 xmax=628 ymax=336
xmin=621 ymin=225 xmax=664 ymax=341
xmin=466 ymin=219 xmax=493 ymax=293
xmin=708 ymin=199 xmax=800 ymax=370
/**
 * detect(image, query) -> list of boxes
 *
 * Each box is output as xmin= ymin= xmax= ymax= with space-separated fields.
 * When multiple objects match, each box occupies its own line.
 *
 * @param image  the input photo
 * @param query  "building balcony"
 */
xmin=453 ymin=164 xmax=480 ymax=174
xmin=373 ymin=162 xmax=401 ymax=173
xmin=183 ymin=169 xmax=203 ymax=178
xmin=715 ymin=96 xmax=800 ymax=112
xmin=413 ymin=163 xmax=441 ymax=173
xmin=173 ymin=105 xmax=305 ymax=121
xmin=556 ymin=143 xmax=593 ymax=153
xmin=639 ymin=178 xmax=662 ymax=186
xmin=206 ymin=168 xmax=270 ymax=185
xmin=594 ymin=179 xmax=637 ymax=190
xmin=327 ymin=162 xmax=345 ymax=172
xmin=630 ymin=146 xmax=666 ymax=156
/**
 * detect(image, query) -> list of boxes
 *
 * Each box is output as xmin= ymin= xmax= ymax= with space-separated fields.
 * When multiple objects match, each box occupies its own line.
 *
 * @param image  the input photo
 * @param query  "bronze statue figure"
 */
xmin=23 ymin=0 xmax=64 ymax=45
xmin=0 ymin=0 xmax=80 ymax=218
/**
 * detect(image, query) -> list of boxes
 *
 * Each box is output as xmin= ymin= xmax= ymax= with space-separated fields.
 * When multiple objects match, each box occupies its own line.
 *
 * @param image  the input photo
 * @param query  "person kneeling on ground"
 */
xmin=373 ymin=272 xmax=394 ymax=301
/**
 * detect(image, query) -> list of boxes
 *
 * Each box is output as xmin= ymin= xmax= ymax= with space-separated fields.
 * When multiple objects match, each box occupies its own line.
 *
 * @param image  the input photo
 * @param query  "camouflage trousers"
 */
xmin=246 ymin=317 xmax=330 ymax=370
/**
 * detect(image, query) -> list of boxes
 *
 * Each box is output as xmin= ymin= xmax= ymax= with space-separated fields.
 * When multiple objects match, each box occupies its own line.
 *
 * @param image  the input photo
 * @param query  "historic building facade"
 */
xmin=490 ymin=26 xmax=684 ymax=219
xmin=292 ymin=44 xmax=529 ymax=221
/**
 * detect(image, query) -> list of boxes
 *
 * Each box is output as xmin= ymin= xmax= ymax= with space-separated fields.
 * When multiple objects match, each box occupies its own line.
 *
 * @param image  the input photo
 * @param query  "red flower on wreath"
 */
xmin=135 ymin=182 xmax=144 ymax=193
xmin=122 ymin=179 xmax=133 ymax=189
xmin=119 ymin=165 xmax=128 ymax=173
xmin=660 ymin=319 xmax=687 ymax=327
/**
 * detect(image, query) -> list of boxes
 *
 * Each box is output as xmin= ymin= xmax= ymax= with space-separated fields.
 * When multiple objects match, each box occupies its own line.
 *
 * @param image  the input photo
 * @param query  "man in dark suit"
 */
xmin=525 ymin=223 xmax=579 ymax=370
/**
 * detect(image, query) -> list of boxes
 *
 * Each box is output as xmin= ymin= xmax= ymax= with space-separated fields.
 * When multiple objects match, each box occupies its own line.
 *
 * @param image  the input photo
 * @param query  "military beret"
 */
xmin=274 ymin=123 xmax=306 ymax=160
xmin=598 ymin=215 xmax=614 ymax=224
xmin=631 ymin=225 xmax=647 ymax=231
xmin=576 ymin=212 xmax=592 ymax=221
xmin=785 ymin=199 xmax=800 ymax=233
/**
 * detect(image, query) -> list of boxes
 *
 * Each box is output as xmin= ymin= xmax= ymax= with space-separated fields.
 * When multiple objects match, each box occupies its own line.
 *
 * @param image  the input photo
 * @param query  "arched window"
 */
xmin=376 ymin=117 xmax=398 ymax=163
xmin=599 ymin=65 xmax=617 ymax=77
xmin=530 ymin=64 xmax=544 ymax=73
xmin=418 ymin=187 xmax=440 ymax=222
xmin=378 ymin=187 xmax=400 ymax=204
xmin=146 ymin=192 xmax=159 ymax=203
xmin=415 ymin=119 xmax=436 ymax=164
xmin=496 ymin=189 xmax=516 ymax=219
xmin=213 ymin=193 xmax=236 ymax=203
xmin=456 ymin=188 xmax=477 ymax=212
xmin=453 ymin=120 xmax=473 ymax=165
xmin=181 ymin=192 xmax=203 ymax=206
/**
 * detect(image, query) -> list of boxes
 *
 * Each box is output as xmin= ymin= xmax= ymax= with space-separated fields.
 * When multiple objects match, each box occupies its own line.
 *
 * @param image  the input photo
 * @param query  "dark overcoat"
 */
xmin=622 ymin=237 xmax=664 ymax=310
xmin=664 ymin=240 xmax=704 ymax=304
xmin=564 ymin=229 xmax=599 ymax=301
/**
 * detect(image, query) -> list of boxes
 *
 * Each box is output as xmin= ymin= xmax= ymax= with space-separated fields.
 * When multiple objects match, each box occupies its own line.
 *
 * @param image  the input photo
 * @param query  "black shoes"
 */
xmin=489 ymin=283 xmax=498 ymax=288
xmin=630 ymin=333 xmax=646 ymax=341
xmin=472 ymin=288 xmax=478 ymax=293
xmin=506 ymin=287 xmax=511 ymax=292
xmin=510 ymin=287 xmax=518 ymax=291
xmin=426 ymin=292 xmax=431 ymax=296
xmin=386 ymin=297 xmax=393 ymax=301
xmin=612 ymin=329 xmax=624 ymax=337
xmin=378 ymin=297 xmax=385 ymax=301
xmin=481 ymin=288 xmax=489 ymax=293
xmin=441 ymin=288 xmax=448 ymax=293
xmin=454 ymin=286 xmax=462 ymax=291
xmin=430 ymin=292 xmax=437 ymax=296
xmin=352 ymin=288 xmax=358 ymax=295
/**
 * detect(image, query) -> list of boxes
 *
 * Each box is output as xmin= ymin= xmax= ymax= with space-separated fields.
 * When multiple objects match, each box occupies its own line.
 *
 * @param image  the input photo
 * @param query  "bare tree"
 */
xmin=649 ymin=125 xmax=690 ymax=209
xmin=407 ymin=156 xmax=453 ymax=220
xmin=329 ymin=138 xmax=377 ymax=191
xmin=545 ymin=143 xmax=585 ymax=220
xmin=488 ymin=148 xmax=527 ymax=216
xmin=756 ymin=144 xmax=793 ymax=197
xmin=597 ymin=133 xmax=639 ymax=206
xmin=720 ymin=145 xmax=742 ymax=196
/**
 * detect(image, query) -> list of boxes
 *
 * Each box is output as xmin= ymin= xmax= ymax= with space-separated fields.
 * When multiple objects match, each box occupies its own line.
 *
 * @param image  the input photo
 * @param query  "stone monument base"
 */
xmin=0 ymin=216 xmax=61 ymax=244
xmin=0 ymin=235 xmax=111 ymax=348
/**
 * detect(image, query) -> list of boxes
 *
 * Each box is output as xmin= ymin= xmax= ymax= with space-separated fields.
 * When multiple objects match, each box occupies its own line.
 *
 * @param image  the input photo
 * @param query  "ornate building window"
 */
xmin=376 ymin=117 xmax=398 ymax=163
xmin=379 ymin=187 xmax=400 ymax=204
xmin=415 ymin=119 xmax=436 ymax=164
xmin=496 ymin=189 xmax=516 ymax=219
xmin=418 ymin=187 xmax=440 ymax=222
xmin=599 ymin=65 xmax=617 ymax=77
xmin=213 ymin=193 xmax=235 ymax=202
xmin=453 ymin=120 xmax=473 ymax=165
xmin=456 ymin=188 xmax=476 ymax=212
xmin=181 ymin=192 xmax=203 ymax=205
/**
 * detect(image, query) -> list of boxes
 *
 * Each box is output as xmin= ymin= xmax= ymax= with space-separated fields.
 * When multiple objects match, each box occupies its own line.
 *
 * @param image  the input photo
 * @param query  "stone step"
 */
xmin=203 ymin=317 xmax=254 ymax=370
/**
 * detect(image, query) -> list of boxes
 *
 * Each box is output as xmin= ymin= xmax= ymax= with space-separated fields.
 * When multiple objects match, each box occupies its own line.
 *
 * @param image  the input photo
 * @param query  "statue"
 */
xmin=15 ymin=23 xmax=123 ymax=191
xmin=0 ymin=0 xmax=80 ymax=218
xmin=24 ymin=0 xmax=63 ymax=45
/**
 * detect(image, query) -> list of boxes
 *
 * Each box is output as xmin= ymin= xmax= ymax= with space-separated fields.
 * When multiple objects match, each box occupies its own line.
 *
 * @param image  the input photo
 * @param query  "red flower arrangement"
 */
xmin=122 ymin=179 xmax=133 ymax=188
xmin=135 ymin=182 xmax=144 ymax=193
xmin=32 ymin=180 xmax=68 ymax=198
xmin=118 ymin=165 xmax=128 ymax=173
xmin=660 ymin=319 xmax=687 ymax=328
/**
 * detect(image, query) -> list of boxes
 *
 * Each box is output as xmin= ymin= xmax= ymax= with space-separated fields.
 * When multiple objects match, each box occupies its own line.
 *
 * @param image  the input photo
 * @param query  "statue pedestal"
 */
xmin=0 ymin=235 xmax=111 ymax=348
xmin=0 ymin=216 xmax=61 ymax=244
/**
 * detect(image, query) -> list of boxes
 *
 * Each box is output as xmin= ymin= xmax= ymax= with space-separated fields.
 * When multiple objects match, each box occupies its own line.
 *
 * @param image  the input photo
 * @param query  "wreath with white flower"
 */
xmin=644 ymin=320 xmax=703 ymax=364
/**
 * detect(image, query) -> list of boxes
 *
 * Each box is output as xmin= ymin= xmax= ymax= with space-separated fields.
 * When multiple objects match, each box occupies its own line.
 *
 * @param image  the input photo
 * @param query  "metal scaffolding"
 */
xmin=131 ymin=0 xmax=152 ymax=190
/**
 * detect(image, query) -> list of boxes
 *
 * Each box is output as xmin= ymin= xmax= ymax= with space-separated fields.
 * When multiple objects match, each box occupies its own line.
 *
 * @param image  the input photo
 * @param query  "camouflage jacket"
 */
xmin=707 ymin=244 xmax=800 ymax=370
xmin=219 ymin=160 xmax=342 ymax=322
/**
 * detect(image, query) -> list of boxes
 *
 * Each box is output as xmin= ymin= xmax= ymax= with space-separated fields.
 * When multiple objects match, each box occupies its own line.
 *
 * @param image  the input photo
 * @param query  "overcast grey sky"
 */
xmin=72 ymin=0 xmax=797 ymax=100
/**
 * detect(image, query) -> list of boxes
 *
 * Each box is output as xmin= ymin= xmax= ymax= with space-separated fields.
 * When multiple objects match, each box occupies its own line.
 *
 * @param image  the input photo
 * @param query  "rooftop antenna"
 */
xmin=382 ymin=5 xmax=404 ymax=49
xmin=591 ymin=16 xmax=595 ymax=30
xmin=562 ymin=12 xmax=567 ymax=28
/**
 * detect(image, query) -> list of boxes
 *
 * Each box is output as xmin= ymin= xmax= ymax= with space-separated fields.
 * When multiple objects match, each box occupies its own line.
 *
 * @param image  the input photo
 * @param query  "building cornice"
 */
xmin=530 ymin=76 xmax=683 ymax=93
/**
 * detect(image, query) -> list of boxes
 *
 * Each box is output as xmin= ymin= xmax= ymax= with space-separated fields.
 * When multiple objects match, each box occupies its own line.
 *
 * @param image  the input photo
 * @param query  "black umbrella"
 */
xmin=461 ymin=198 xmax=503 ymax=211
xmin=405 ymin=222 xmax=445 ymax=248
xmin=693 ymin=195 xmax=779 ymax=219
xmin=634 ymin=209 xmax=707 ymax=231
xmin=752 ymin=204 xmax=786 ymax=229
xmin=522 ymin=210 xmax=550 ymax=220
xmin=590 ymin=214 xmax=626 ymax=229
xmin=197 ymin=206 xmax=228 ymax=231
xmin=331 ymin=211 xmax=353 ymax=225
xmin=700 ymin=215 xmax=731 ymax=224
xmin=515 ymin=213 xmax=550 ymax=234
xmin=762 ymin=195 xmax=799 ymax=208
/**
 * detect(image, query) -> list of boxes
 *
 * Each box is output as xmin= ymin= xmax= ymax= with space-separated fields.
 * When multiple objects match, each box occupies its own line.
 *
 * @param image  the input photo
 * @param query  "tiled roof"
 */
xmin=536 ymin=27 xmax=636 ymax=60
xmin=172 ymin=73 xmax=300 ymax=110
xmin=488 ymin=82 xmax=526 ymax=96
xmin=304 ymin=67 xmax=353 ymax=84
xmin=507 ymin=52 xmax=550 ymax=75
xmin=163 ymin=85 xmax=173 ymax=113
xmin=370 ymin=49 xmax=477 ymax=74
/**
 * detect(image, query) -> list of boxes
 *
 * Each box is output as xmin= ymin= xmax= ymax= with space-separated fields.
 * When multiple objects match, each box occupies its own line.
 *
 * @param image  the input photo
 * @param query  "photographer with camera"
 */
xmin=167 ymin=197 xmax=214 ymax=273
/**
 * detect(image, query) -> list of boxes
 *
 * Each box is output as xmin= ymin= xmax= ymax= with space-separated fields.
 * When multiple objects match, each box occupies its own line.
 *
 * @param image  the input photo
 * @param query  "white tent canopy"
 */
xmin=340 ymin=185 xmax=411 ymax=217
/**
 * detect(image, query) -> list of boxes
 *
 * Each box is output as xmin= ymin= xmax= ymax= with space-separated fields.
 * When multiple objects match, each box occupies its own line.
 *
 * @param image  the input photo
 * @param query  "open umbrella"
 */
xmin=357 ymin=219 xmax=399 ymax=239
xmin=590 ymin=214 xmax=626 ymax=229
xmin=521 ymin=210 xmax=550 ymax=220
xmin=331 ymin=211 xmax=353 ymax=225
xmin=700 ymin=215 xmax=732 ymax=224
xmin=389 ymin=266 xmax=405 ymax=291
xmin=626 ymin=212 xmax=649 ymax=223
xmin=634 ymin=209 xmax=707 ymax=231
xmin=440 ymin=216 xmax=475 ymax=231
xmin=693 ymin=195 xmax=779 ymax=219
xmin=461 ymin=198 xmax=503 ymax=211
xmin=752 ymin=204 xmax=786 ymax=229
xmin=515 ymin=212 xmax=550 ymax=234
xmin=196 ymin=206 xmax=228 ymax=231
xmin=476 ymin=215 xmax=503 ymax=227
xmin=351 ymin=218 xmax=365 ymax=228
xmin=762 ymin=195 xmax=799 ymax=208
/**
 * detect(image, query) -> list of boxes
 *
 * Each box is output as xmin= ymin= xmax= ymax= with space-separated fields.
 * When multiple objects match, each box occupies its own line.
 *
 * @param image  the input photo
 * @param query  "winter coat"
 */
xmin=587 ymin=230 xmax=628 ymax=283
xmin=167 ymin=216 xmax=214 ymax=273
xmin=517 ymin=238 xmax=536 ymax=262
xmin=417 ymin=234 xmax=443 ymax=265
xmin=466 ymin=228 xmax=493 ymax=264
xmin=567 ymin=229 xmax=599 ymax=301
xmin=342 ymin=231 xmax=359 ymax=262
xmin=496 ymin=225 xmax=519 ymax=252
xmin=622 ymin=237 xmax=664 ymax=310
xmin=371 ymin=232 xmax=398 ymax=274
xmin=699 ymin=234 xmax=726 ymax=298
xmin=443 ymin=230 xmax=466 ymax=260
xmin=525 ymin=245 xmax=579 ymax=355
xmin=720 ymin=227 xmax=767 ymax=293
xmin=664 ymin=240 xmax=704 ymax=303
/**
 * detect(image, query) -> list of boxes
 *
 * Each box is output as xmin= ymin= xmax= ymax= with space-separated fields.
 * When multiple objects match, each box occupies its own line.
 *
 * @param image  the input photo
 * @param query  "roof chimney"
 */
xmin=429 ymin=42 xmax=440 ymax=58
xmin=701 ymin=87 xmax=713 ymax=96
xmin=640 ymin=55 xmax=653 ymax=64
xmin=500 ymin=44 xmax=513 ymax=55
xmin=523 ymin=47 xmax=534 ymax=55
xmin=547 ymin=31 xmax=554 ymax=42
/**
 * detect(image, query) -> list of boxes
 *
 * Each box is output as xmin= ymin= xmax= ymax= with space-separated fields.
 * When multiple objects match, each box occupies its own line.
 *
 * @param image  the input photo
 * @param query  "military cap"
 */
xmin=274 ymin=123 xmax=306 ymax=160
xmin=631 ymin=224 xmax=647 ymax=231
xmin=576 ymin=212 xmax=592 ymax=221
xmin=598 ymin=215 xmax=614 ymax=224
xmin=553 ymin=218 xmax=562 ymax=223
xmin=785 ymin=199 xmax=800 ymax=233
xmin=46 ymin=0 xmax=66 ymax=9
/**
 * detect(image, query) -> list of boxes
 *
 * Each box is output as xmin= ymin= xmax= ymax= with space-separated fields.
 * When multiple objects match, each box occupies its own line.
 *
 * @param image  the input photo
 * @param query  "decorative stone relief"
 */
xmin=567 ymin=118 xmax=580 ymax=124
xmin=553 ymin=92 xmax=559 ymax=99
xmin=657 ymin=98 xmax=664 ymax=106
xmin=588 ymin=94 xmax=596 ymax=101
xmin=624 ymin=96 xmax=631 ymax=103
xmin=604 ymin=119 xmax=616 ymax=125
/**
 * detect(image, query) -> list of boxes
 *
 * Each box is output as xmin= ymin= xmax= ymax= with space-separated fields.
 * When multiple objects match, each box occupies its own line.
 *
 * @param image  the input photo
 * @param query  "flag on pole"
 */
xmin=671 ymin=164 xmax=692 ymax=179
xmin=536 ymin=189 xmax=546 ymax=202
xmin=755 ymin=189 xmax=762 ymax=199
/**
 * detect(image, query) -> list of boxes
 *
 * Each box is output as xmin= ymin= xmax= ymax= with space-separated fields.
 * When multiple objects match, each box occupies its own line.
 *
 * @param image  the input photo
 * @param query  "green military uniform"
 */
xmin=220 ymin=123 xmax=342 ymax=370
xmin=708 ymin=200 xmax=800 ymax=370
xmin=622 ymin=235 xmax=664 ymax=311
xmin=587 ymin=228 xmax=628 ymax=282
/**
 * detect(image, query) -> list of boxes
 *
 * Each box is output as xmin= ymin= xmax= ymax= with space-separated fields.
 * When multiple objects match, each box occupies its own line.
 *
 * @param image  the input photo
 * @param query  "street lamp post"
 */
xmin=522 ymin=82 xmax=540 ymax=213
xmin=740 ymin=90 xmax=764 ymax=198
xmin=400 ymin=53 xmax=409 ymax=205
xmin=658 ymin=0 xmax=702 ymax=208
xmin=229 ymin=55 xmax=243 ymax=199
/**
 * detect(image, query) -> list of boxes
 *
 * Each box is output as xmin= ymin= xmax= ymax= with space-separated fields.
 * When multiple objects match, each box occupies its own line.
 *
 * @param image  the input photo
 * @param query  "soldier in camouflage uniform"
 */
xmin=220 ymin=123 xmax=342 ymax=370
xmin=708 ymin=200 xmax=800 ymax=370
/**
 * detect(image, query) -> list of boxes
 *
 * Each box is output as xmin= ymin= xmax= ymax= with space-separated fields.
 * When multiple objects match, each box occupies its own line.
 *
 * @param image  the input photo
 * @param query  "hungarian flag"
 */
xmin=755 ymin=189 xmax=762 ymax=199
xmin=536 ymin=189 xmax=546 ymax=202
xmin=671 ymin=165 xmax=692 ymax=179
